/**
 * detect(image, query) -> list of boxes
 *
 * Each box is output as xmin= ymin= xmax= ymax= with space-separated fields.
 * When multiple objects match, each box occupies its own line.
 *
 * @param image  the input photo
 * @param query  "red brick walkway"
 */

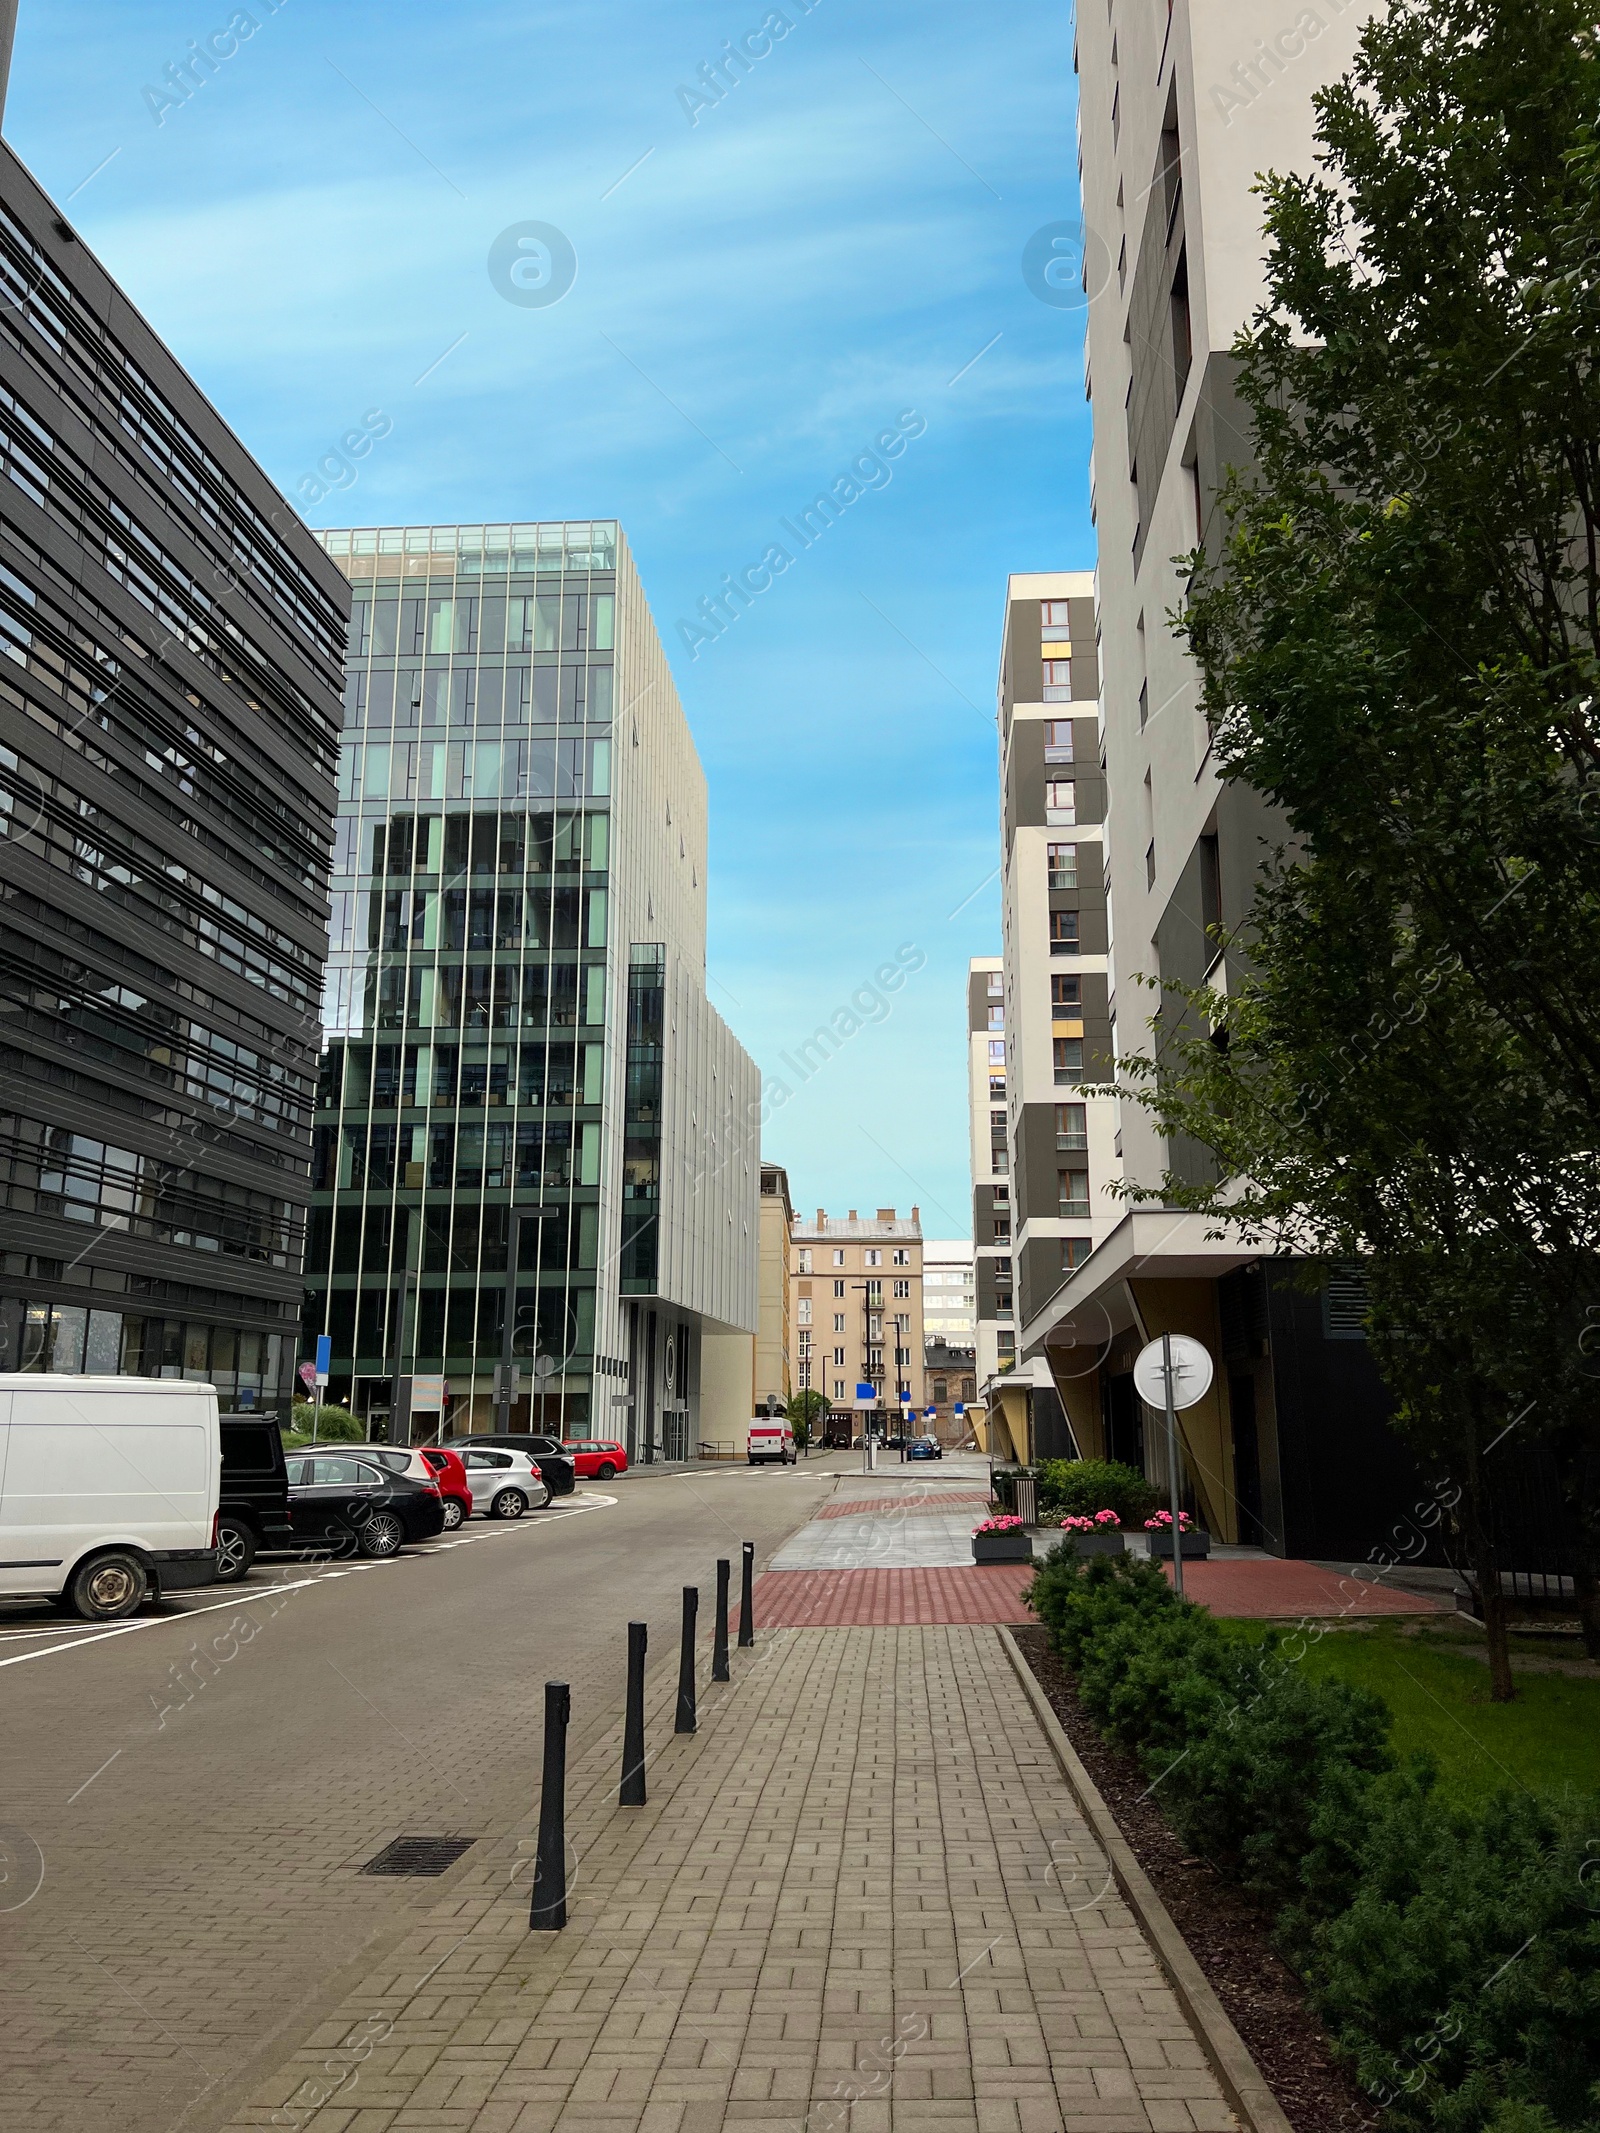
xmin=813 ymin=1489 xmax=993 ymax=1521
xmin=748 ymin=1565 xmax=1035 ymax=1626
xmin=1158 ymin=1557 xmax=1452 ymax=1617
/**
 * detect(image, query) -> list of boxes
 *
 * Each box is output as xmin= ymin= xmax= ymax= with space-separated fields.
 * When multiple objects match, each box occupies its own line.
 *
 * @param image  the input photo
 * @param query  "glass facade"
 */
xmin=0 ymin=155 xmax=344 ymax=1410
xmin=307 ymin=524 xmax=618 ymax=1434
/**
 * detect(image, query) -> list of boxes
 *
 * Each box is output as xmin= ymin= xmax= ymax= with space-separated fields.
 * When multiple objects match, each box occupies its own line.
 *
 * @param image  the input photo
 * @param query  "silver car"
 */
xmin=460 ymin=1446 xmax=551 ymax=1519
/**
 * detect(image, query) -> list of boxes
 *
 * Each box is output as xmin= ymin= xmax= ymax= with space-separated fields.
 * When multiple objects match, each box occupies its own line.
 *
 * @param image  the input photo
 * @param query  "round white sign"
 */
xmin=1132 ymin=1334 xmax=1214 ymax=1412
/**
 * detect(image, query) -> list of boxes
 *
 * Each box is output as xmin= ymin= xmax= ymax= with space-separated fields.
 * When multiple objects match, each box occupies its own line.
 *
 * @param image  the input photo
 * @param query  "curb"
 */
xmin=997 ymin=1624 xmax=1296 ymax=2133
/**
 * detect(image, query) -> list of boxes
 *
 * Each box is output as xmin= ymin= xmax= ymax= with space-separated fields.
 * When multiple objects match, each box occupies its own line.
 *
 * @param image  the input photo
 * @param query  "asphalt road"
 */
xmin=0 ymin=1453 xmax=854 ymax=2133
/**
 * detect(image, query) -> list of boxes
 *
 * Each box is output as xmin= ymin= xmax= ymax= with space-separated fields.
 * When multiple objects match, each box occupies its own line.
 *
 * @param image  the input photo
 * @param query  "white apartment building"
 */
xmin=1014 ymin=1 xmax=1421 ymax=1558
xmin=922 ymin=1239 xmax=976 ymax=1345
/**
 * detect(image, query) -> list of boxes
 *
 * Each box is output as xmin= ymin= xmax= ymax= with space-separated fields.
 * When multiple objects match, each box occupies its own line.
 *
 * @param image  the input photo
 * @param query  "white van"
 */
xmin=0 ymin=1377 xmax=221 ymax=1619
xmin=746 ymin=1420 xmax=796 ymax=1466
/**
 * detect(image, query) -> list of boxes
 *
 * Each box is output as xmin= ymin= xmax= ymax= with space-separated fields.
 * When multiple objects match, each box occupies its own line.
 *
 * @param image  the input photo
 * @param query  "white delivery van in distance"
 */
xmin=746 ymin=1420 xmax=796 ymax=1466
xmin=0 ymin=1377 xmax=221 ymax=1619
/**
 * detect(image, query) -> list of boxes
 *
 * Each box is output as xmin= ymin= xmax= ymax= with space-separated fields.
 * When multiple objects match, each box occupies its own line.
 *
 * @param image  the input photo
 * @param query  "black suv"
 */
xmin=455 ymin=1433 xmax=576 ymax=1496
xmin=216 ymin=1414 xmax=294 ymax=1580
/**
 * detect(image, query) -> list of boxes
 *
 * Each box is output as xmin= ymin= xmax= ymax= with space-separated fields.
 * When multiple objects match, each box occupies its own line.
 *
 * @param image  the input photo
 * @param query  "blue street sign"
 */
xmin=854 ymin=1381 xmax=875 ymax=1405
xmin=314 ymin=1333 xmax=332 ymax=1384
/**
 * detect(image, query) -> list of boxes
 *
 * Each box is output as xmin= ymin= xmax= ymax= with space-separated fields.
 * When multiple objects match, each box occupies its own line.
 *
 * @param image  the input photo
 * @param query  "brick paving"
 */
xmin=749 ymin=1567 xmax=1037 ymax=1627
xmin=814 ymin=1492 xmax=993 ymax=1521
xmin=221 ymin=1623 xmax=1236 ymax=2133
xmin=1157 ymin=1559 xmax=1451 ymax=1618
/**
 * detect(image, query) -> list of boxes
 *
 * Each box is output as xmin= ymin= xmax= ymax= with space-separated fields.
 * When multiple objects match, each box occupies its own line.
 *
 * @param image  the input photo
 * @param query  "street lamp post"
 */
xmin=495 ymin=1210 xmax=528 ymax=1434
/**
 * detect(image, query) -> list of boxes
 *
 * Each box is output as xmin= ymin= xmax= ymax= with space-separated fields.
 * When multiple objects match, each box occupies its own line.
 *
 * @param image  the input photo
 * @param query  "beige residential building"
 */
xmin=791 ymin=1207 xmax=923 ymax=1414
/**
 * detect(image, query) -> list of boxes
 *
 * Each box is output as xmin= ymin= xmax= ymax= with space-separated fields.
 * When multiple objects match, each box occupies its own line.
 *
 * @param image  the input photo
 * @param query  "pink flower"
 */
xmin=1059 ymin=1515 xmax=1096 ymax=1532
xmin=1144 ymin=1510 xmax=1194 ymax=1532
xmin=974 ymin=1515 xmax=1023 ymax=1535
xmin=1094 ymin=1509 xmax=1119 ymax=1525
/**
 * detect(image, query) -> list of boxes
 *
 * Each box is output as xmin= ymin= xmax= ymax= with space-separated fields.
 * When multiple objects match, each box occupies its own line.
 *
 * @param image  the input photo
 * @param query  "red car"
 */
xmin=560 ymin=1438 xmax=628 ymax=1480
xmin=418 ymin=1445 xmax=474 ymax=1528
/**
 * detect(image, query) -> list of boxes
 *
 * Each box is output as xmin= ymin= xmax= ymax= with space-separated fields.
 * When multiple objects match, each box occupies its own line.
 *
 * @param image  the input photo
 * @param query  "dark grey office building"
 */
xmin=0 ymin=143 xmax=345 ymax=1410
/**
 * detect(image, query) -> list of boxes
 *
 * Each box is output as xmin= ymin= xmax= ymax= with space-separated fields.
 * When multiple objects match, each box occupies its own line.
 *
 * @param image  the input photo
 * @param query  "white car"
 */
xmin=460 ymin=1446 xmax=550 ymax=1519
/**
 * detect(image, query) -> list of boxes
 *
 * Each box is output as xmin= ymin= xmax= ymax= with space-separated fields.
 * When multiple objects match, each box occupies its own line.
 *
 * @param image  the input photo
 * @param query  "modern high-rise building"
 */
xmin=966 ymin=954 xmax=1009 ymax=1391
xmin=921 ymin=1238 xmax=975 ymax=1346
xmin=971 ymin=569 xmax=1120 ymax=1463
xmin=1014 ymin=1 xmax=1422 ymax=1556
xmin=306 ymin=521 xmax=757 ymax=1456
xmin=0 ymin=144 xmax=344 ymax=1410
xmin=791 ymin=1206 xmax=923 ymax=1414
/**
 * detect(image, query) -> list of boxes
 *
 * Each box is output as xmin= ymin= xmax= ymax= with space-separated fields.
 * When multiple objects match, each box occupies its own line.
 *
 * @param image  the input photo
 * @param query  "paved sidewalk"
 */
xmin=224 ymin=1625 xmax=1234 ymax=2133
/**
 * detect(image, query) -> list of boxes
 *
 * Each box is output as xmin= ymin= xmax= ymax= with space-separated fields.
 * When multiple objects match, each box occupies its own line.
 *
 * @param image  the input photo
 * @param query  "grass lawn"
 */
xmin=1281 ymin=1623 xmax=1600 ymax=1807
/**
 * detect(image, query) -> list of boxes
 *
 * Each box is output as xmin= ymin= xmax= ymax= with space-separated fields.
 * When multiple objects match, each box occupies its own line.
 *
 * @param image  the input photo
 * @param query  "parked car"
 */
xmin=282 ymin=1452 xmax=444 ymax=1555
xmin=459 ymin=1446 xmax=550 ymax=1518
xmin=907 ymin=1437 xmax=944 ymax=1461
xmin=456 ymin=1433 xmax=576 ymax=1496
xmin=747 ymin=1421 xmax=796 ymax=1466
xmin=0 ymin=1375 xmax=220 ymax=1619
xmin=417 ymin=1444 xmax=473 ymax=1527
xmin=560 ymin=1437 xmax=628 ymax=1480
xmin=216 ymin=1412 xmax=293 ymax=1580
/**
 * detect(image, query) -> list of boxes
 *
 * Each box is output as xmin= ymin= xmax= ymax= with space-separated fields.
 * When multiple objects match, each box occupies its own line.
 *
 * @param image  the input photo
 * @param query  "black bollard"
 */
xmin=529 ymin=1680 xmax=570 ymax=1930
xmin=619 ymin=1621 xmax=648 ymax=1806
xmin=738 ymin=1541 xmax=755 ymax=1647
xmin=676 ymin=1585 xmax=698 ymax=1733
xmin=713 ymin=1558 xmax=731 ymax=1681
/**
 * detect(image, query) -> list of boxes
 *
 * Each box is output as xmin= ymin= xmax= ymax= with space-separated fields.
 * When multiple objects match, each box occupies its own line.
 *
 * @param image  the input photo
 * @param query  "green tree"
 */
xmin=787 ymin=1388 xmax=828 ymax=1448
xmin=1127 ymin=0 xmax=1600 ymax=1669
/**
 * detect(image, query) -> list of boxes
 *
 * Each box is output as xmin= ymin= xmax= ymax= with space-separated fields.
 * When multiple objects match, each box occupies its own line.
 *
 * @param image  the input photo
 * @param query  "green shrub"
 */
xmin=1026 ymin=1541 xmax=1600 ymax=2132
xmin=1301 ymin=1784 xmax=1600 ymax=2132
xmin=1036 ymin=1456 xmax=1159 ymax=1525
xmin=286 ymin=1401 xmax=364 ymax=1443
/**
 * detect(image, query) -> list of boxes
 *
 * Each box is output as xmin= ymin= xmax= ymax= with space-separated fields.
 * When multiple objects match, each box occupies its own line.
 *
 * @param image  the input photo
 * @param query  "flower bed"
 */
xmin=972 ymin=1513 xmax=1032 ymax=1563
xmin=1025 ymin=1547 xmax=1600 ymax=2133
xmin=1056 ymin=1508 xmax=1126 ymax=1557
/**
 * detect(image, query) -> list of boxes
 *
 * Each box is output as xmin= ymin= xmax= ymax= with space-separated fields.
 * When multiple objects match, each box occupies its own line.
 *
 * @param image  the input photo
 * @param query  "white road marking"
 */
xmin=0 ymin=1576 xmax=326 ymax=1669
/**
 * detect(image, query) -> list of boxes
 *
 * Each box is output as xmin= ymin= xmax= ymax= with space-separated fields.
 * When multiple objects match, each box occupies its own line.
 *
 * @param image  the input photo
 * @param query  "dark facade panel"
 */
xmin=0 ymin=146 xmax=342 ymax=1410
xmin=1005 ymin=598 xmax=1042 ymax=707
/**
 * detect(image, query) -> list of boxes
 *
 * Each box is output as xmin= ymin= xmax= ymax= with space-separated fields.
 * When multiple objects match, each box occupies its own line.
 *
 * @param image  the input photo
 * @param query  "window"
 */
xmin=993 ymin=1219 xmax=1011 ymax=1243
xmin=1050 ymin=910 xmax=1080 ymax=956
xmin=988 ymin=1038 xmax=1006 ymax=1063
xmin=933 ymin=1379 xmax=948 ymax=1402
xmin=833 ymin=1313 xmax=846 ymax=1332
xmin=1146 ymin=839 xmax=1157 ymax=890
xmin=865 ymin=1249 xmax=882 ymax=1267
xmin=986 ymin=970 xmax=1004 ymax=996
xmin=797 ymin=1248 xmax=812 ymax=1273
xmin=1051 ymin=975 xmax=1081 ymax=1010
xmin=1041 ymin=599 xmax=1071 ymax=641
xmin=1042 ymin=659 xmax=1073 ymax=703
xmin=1056 ymin=1102 xmax=1088 ymax=1151
xmin=892 ymin=1248 xmax=908 ymax=1265
xmin=1053 ymin=1038 xmax=1084 ymax=1083
xmin=833 ymin=1380 xmax=844 ymax=1399
xmin=1200 ymin=831 xmax=1222 ymax=953
xmin=1045 ymin=779 xmax=1075 ymax=825
xmin=1062 ymin=1238 xmax=1093 ymax=1273
xmin=834 ymin=1279 xmax=845 ymax=1297
xmin=987 ymin=1004 xmax=1004 ymax=1028
xmin=1059 ymin=1168 xmax=1091 ymax=1216
xmin=1047 ymin=842 xmax=1077 ymax=889
xmin=832 ymin=1249 xmax=844 ymax=1266
xmin=833 ymin=1347 xmax=846 ymax=1366
xmin=797 ymin=1299 xmax=811 ymax=1324
xmin=1044 ymin=720 xmax=1074 ymax=762
xmin=894 ymin=1346 xmax=910 ymax=1365
xmin=893 ymin=1279 xmax=910 ymax=1299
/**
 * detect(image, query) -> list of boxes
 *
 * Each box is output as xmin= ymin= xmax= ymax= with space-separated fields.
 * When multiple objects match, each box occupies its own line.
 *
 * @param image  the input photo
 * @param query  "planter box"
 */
xmin=1050 ymin=1529 xmax=1126 ymax=1558
xmin=972 ymin=1530 xmax=1034 ymax=1564
xmin=1146 ymin=1528 xmax=1211 ymax=1560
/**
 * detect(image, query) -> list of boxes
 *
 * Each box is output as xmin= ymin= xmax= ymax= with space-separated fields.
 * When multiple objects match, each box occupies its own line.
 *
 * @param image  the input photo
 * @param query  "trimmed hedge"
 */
xmin=1027 ymin=1549 xmax=1600 ymax=2132
xmin=285 ymin=1401 xmax=364 ymax=1443
xmin=1035 ymin=1456 xmax=1159 ymax=1526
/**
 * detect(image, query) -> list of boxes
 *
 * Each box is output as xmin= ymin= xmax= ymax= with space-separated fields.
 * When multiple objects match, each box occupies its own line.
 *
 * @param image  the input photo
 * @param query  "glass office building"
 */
xmin=0 ymin=144 xmax=344 ymax=1410
xmin=309 ymin=522 xmax=757 ymax=1449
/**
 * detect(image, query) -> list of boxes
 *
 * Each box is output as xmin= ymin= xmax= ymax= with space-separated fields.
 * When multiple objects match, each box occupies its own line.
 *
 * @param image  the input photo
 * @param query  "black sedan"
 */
xmin=282 ymin=1453 xmax=446 ymax=1556
xmin=454 ymin=1433 xmax=576 ymax=1496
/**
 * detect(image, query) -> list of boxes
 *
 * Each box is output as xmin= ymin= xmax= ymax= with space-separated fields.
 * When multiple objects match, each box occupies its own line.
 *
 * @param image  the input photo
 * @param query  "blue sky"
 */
xmin=8 ymin=0 xmax=1093 ymax=1240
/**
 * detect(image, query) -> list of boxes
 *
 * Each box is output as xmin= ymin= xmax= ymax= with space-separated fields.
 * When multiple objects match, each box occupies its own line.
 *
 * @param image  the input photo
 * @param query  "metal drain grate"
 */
xmin=361 ymin=1834 xmax=476 ymax=1877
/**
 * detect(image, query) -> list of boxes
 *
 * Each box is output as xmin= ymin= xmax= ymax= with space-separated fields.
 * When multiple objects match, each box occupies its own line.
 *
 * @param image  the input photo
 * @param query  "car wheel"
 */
xmin=491 ymin=1488 xmax=527 ymax=1520
xmin=358 ymin=1512 xmax=405 ymax=1558
xmin=596 ymin=1461 xmax=617 ymax=1480
xmin=68 ymin=1550 xmax=148 ymax=1621
xmin=214 ymin=1516 xmax=257 ymax=1582
xmin=440 ymin=1498 xmax=465 ymax=1530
